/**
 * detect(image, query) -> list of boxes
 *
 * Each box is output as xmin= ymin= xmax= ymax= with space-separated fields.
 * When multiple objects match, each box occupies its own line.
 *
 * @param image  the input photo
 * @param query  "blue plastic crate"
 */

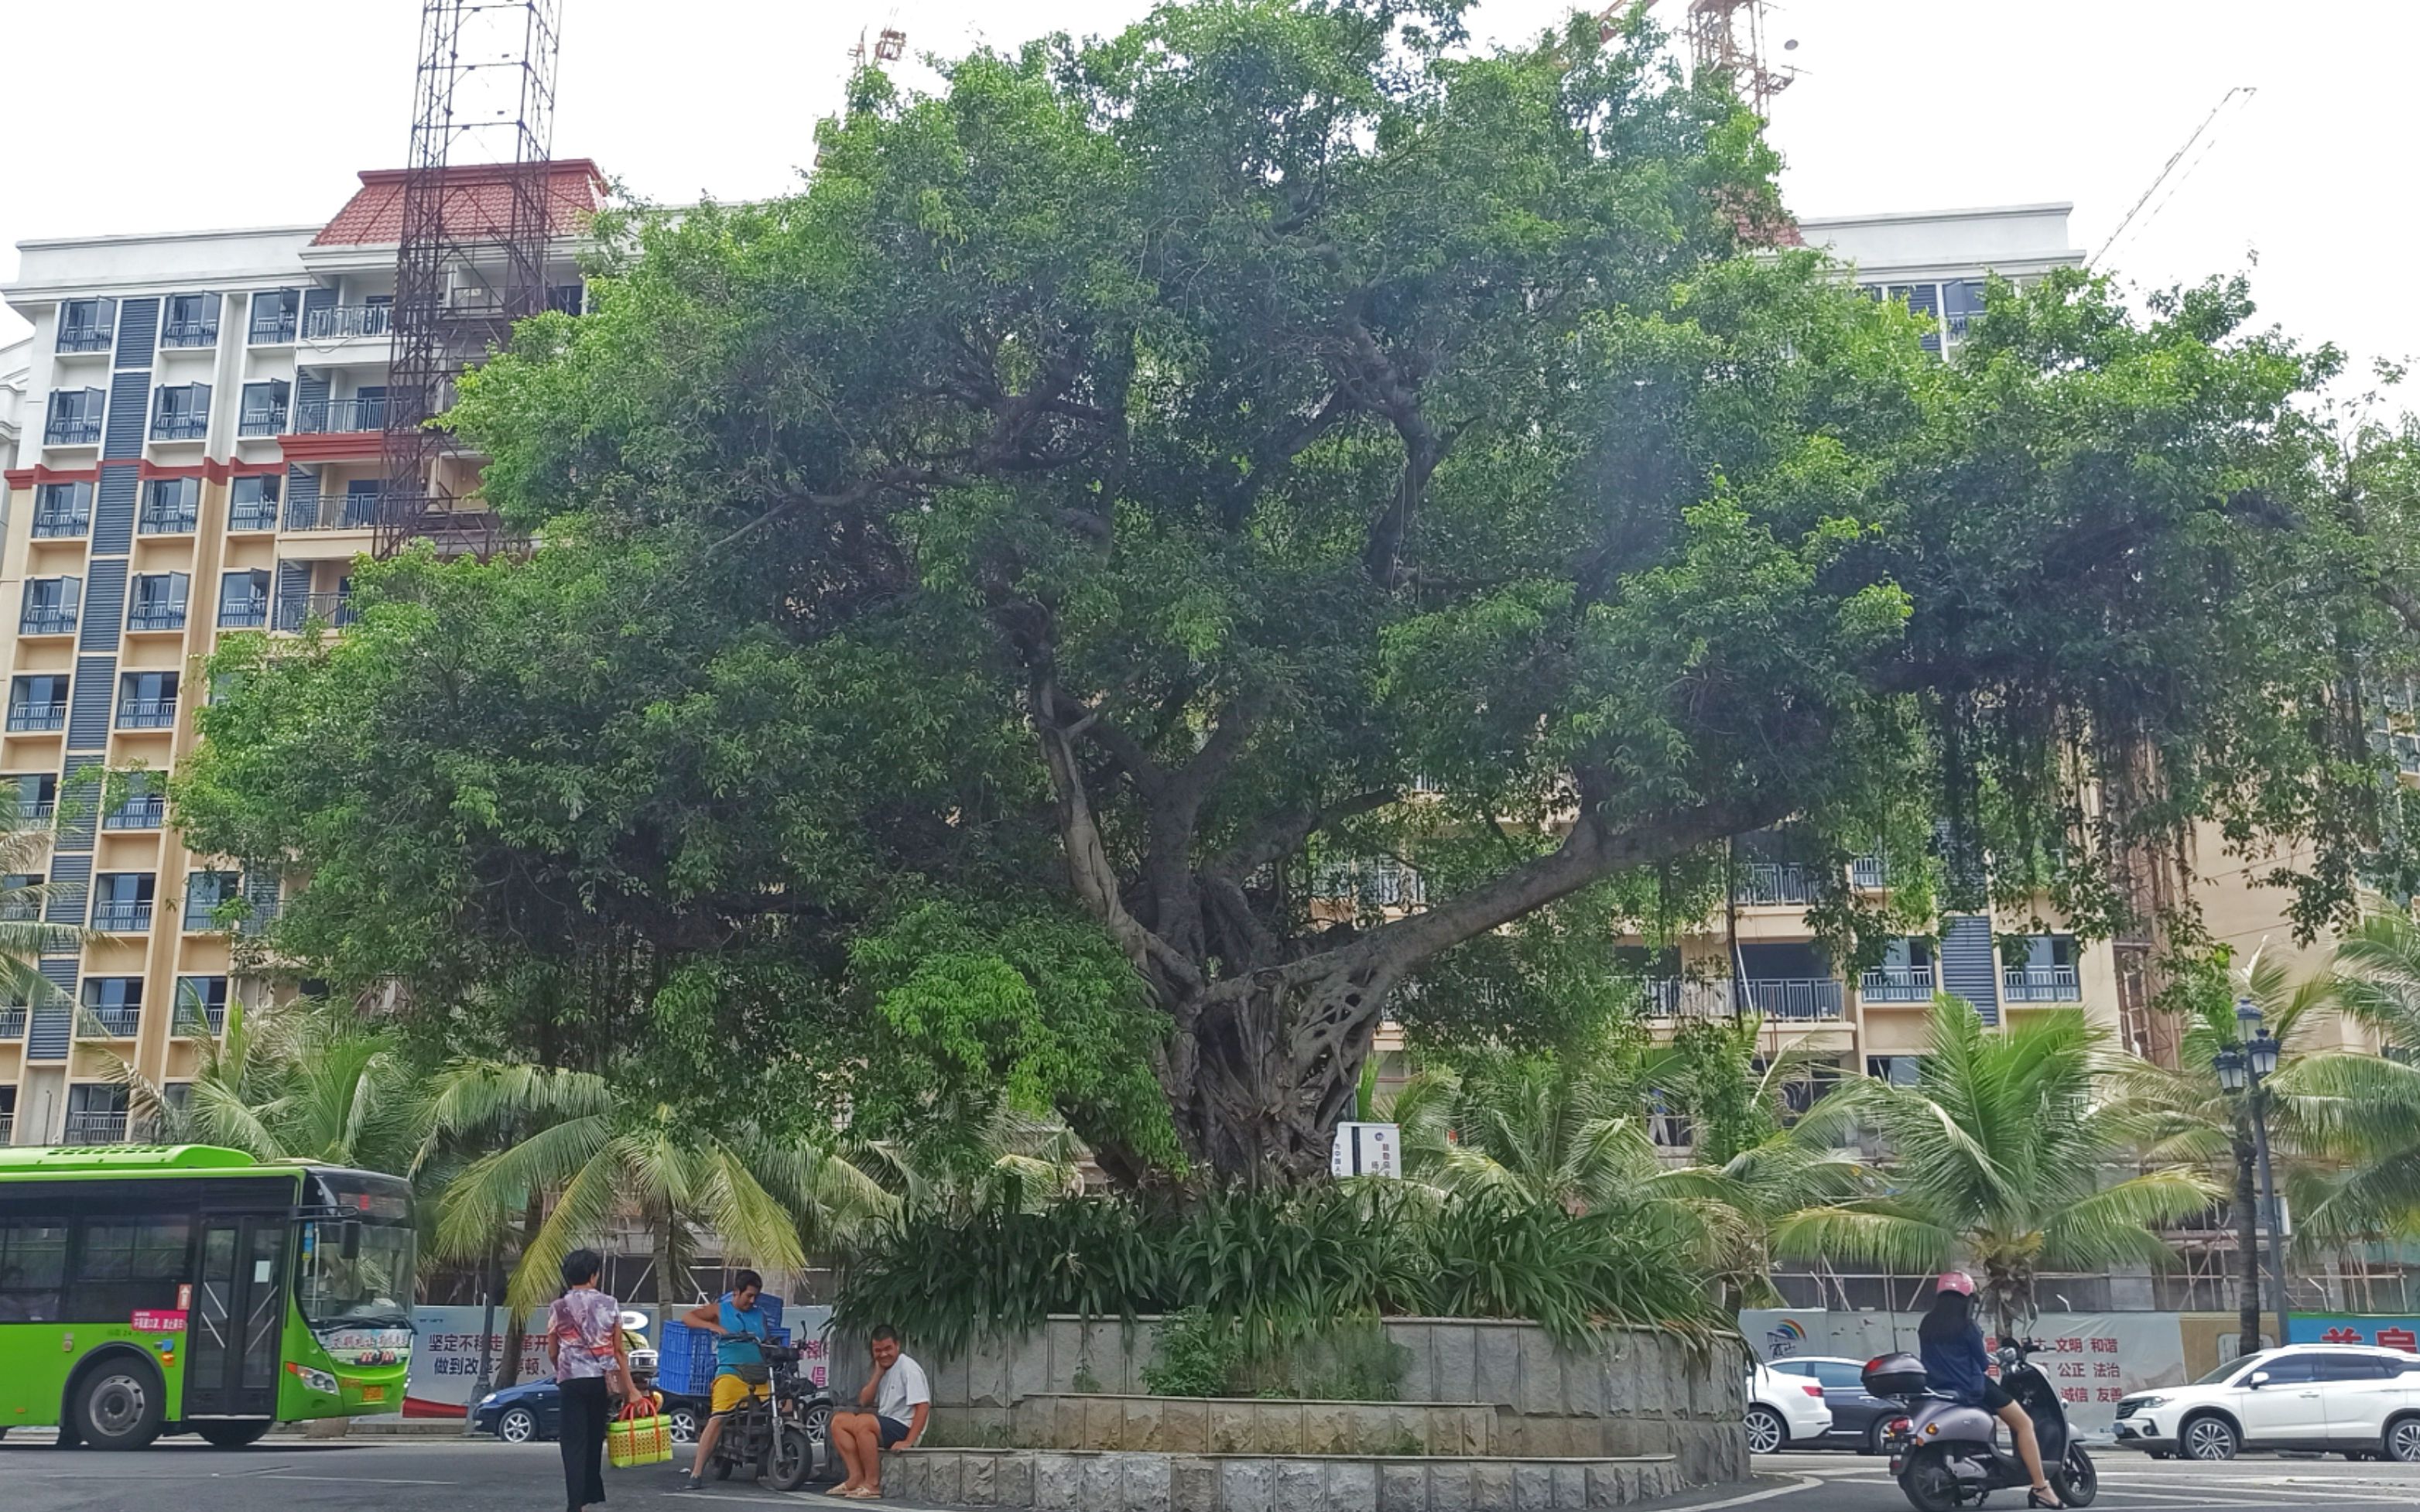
xmin=655 ymin=1318 xmax=792 ymax=1397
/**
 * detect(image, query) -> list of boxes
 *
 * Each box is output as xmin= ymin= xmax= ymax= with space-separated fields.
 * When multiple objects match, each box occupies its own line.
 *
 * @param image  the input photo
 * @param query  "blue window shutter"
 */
xmin=44 ymin=853 xmax=90 ymax=925
xmin=66 ymin=655 xmax=117 ymax=753
xmin=284 ymin=466 xmax=320 ymax=530
xmin=93 ymin=464 xmax=139 ymax=552
xmin=103 ymin=371 xmax=150 ymax=458
xmin=112 ymin=296 xmax=159 ymax=366
xmin=1938 ymin=914 xmax=2001 ymax=1025
xmin=78 ymin=561 xmax=127 ymax=653
xmin=300 ymin=286 xmax=337 ymax=333
xmin=296 ymin=371 xmax=330 ymax=410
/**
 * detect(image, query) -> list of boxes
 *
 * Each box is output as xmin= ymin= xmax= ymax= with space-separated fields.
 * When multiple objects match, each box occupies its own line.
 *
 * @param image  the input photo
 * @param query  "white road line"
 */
xmin=1665 ymin=1476 xmax=1827 ymax=1510
xmin=248 ymin=1473 xmax=460 ymax=1485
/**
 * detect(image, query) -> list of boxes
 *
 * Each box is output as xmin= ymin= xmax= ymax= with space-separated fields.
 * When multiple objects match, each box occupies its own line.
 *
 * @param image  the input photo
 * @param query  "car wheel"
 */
xmin=2182 ymin=1414 xmax=2239 ymax=1461
xmin=1745 ymin=1405 xmax=1787 ymax=1455
xmin=2385 ymin=1415 xmax=2420 ymax=1465
xmin=1866 ymin=1418 xmax=1894 ymax=1456
xmin=667 ymin=1405 xmax=701 ymax=1445
xmin=73 ymin=1360 xmax=166 ymax=1451
xmin=194 ymin=1419 xmax=273 ymax=1449
xmin=496 ymin=1406 xmax=540 ymax=1445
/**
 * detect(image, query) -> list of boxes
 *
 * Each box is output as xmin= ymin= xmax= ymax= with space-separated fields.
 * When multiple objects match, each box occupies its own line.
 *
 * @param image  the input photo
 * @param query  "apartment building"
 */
xmin=0 ymin=162 xmax=604 ymax=1146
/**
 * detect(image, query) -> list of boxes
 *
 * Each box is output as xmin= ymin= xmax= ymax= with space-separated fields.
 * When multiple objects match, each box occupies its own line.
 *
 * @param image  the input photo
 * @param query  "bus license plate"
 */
xmin=361 ymin=1386 xmax=385 ymax=1402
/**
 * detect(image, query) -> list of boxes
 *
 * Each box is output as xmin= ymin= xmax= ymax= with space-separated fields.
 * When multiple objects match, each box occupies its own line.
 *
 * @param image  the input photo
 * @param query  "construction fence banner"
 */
xmin=2288 ymin=1315 xmax=2420 ymax=1353
xmin=1740 ymin=1309 xmax=2189 ymax=1438
xmin=402 ymin=1303 xmax=663 ymax=1418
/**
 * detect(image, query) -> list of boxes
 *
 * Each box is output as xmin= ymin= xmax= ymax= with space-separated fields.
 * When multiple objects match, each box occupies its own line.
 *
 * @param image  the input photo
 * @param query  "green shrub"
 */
xmin=1142 ymin=1308 xmax=1248 ymax=1397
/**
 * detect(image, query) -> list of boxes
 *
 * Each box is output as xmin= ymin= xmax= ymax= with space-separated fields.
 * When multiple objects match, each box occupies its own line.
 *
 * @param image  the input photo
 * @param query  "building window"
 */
xmin=56 ymin=297 xmax=116 ymax=353
xmin=139 ymin=477 xmax=200 ymax=534
xmin=8 ymin=775 xmax=58 ymax=827
xmin=248 ymin=287 xmax=300 ymax=344
xmin=63 ymin=1083 xmax=132 ymax=1145
xmin=7 ymin=675 xmax=70 ymax=732
xmin=238 ymin=379 xmax=290 ymax=436
xmin=176 ymin=975 xmax=230 ymax=1034
xmin=0 ymin=873 xmax=41 ymax=923
xmin=342 ymin=478 xmax=383 ymax=529
xmin=116 ymin=670 xmax=180 ymax=730
xmin=19 ymin=577 xmax=81 ymax=635
xmin=547 ymin=282 xmax=586 ymax=315
xmin=2004 ymin=934 xmax=2082 ymax=1001
xmin=31 ymin=481 xmax=92 ymax=537
xmin=1866 ymin=1055 xmax=1924 ymax=1086
xmin=102 ymin=775 xmax=165 ymax=831
xmin=229 ymin=473 xmax=282 ymax=531
xmin=184 ymin=871 xmax=241 ymax=931
xmin=128 ymin=573 xmax=190 ymax=632
xmin=160 ymin=291 xmax=221 ymax=348
xmin=44 ymin=388 xmax=107 ymax=445
xmin=91 ymin=874 xmax=156 ymax=933
xmin=218 ymin=570 xmax=271 ymax=628
xmin=151 ymin=382 xmax=211 ymax=441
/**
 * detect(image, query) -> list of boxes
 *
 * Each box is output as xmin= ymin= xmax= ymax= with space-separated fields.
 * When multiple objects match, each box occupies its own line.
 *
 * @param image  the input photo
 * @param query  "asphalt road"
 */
xmin=2 ymin=1438 xmax=2416 ymax=1512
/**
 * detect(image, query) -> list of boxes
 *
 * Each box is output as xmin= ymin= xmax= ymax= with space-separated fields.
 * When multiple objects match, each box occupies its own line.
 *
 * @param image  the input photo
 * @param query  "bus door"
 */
xmin=184 ymin=1216 xmax=290 ymax=1417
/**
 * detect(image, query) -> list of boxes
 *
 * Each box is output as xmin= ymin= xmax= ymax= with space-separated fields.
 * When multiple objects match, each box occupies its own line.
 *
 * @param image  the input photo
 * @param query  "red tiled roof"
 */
xmin=312 ymin=159 xmax=608 ymax=247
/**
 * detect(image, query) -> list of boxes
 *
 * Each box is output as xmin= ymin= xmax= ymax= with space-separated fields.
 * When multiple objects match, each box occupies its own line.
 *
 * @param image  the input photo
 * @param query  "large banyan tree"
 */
xmin=180 ymin=2 xmax=2420 ymax=1184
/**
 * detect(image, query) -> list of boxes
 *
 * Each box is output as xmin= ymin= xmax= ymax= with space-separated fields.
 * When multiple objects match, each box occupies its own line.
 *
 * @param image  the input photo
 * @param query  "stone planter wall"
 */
xmin=881 ymin=1449 xmax=1689 ymax=1512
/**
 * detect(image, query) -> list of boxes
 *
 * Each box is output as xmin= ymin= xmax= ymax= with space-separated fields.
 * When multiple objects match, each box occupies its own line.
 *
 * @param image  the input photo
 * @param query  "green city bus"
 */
xmin=0 ymin=1143 xmax=415 ymax=1449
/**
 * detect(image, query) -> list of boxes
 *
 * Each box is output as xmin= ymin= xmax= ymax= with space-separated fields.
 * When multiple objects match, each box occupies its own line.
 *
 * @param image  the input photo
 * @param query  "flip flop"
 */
xmin=844 ymin=1487 xmax=884 ymax=1500
xmin=824 ymin=1486 xmax=860 ymax=1497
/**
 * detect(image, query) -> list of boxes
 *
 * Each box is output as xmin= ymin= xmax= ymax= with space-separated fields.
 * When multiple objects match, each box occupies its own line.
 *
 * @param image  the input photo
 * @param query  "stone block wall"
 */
xmin=881 ymin=1450 xmax=1690 ymax=1512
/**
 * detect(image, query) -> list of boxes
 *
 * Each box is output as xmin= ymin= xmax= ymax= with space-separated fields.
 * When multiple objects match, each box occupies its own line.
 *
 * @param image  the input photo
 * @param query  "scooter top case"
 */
xmin=1864 ymin=1353 xmax=1929 ymax=1398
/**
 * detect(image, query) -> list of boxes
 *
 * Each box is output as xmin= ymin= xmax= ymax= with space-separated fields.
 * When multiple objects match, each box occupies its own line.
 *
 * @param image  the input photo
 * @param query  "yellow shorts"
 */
xmin=710 ymin=1375 xmax=772 ymax=1414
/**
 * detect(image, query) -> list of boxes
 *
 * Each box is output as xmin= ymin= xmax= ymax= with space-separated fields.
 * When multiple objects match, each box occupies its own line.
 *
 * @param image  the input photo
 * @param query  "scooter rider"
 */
xmin=682 ymin=1269 xmax=774 ymax=1491
xmin=1919 ymin=1272 xmax=2061 ymax=1508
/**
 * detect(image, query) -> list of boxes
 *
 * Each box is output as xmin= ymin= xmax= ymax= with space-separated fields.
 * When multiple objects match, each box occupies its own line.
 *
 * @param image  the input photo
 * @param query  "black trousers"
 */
xmin=558 ymin=1374 xmax=611 ymax=1510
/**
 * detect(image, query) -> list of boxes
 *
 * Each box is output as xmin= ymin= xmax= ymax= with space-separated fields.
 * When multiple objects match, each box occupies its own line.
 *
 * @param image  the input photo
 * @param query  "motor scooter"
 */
xmin=1865 ymin=1341 xmax=2098 ymax=1512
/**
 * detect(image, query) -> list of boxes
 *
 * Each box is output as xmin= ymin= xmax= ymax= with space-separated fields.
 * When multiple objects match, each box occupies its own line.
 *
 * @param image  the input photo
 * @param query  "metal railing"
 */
xmin=219 ymin=600 xmax=269 ymax=628
xmin=1732 ymin=861 xmax=1818 ymax=905
xmin=31 ymin=510 xmax=90 ymax=538
xmin=2003 ymin=964 xmax=2082 ymax=1001
xmin=83 ymin=1005 xmax=144 ymax=1035
xmin=19 ymin=607 xmax=77 ymax=635
xmin=45 ymin=416 xmax=104 ymax=445
xmin=274 ymin=594 xmax=355 ymax=631
xmin=118 ymin=697 xmax=179 ymax=729
xmin=91 ymin=902 xmax=154 ymax=933
xmin=18 ymin=800 xmax=56 ymax=826
xmin=63 ymin=1110 xmax=129 ymax=1144
xmin=1850 ymin=856 xmax=1889 ymax=889
xmin=1641 ymin=979 xmax=1738 ymax=1019
xmin=7 ymin=702 xmax=67 ymax=732
xmin=1858 ymin=966 xmax=1936 ymax=1003
xmin=56 ymin=327 xmax=114 ymax=353
xmin=303 ymin=304 xmax=393 ymax=341
xmin=104 ymin=798 xmax=166 ymax=830
xmin=292 ymin=397 xmax=387 ymax=433
xmin=139 ymin=506 xmax=199 ymax=535
xmin=151 ymin=412 xmax=210 ymax=441
xmin=0 ymin=1008 xmax=24 ymax=1037
xmin=283 ymin=493 xmax=382 ymax=531
xmin=1739 ymin=977 xmax=1847 ymax=1020
xmin=184 ymin=895 xmax=231 ymax=931
xmin=249 ymin=313 xmax=298 ymax=344
xmin=229 ymin=498 xmax=279 ymax=532
xmin=238 ymin=405 xmax=288 ymax=436
xmin=176 ymin=1006 xmax=228 ymax=1036
xmin=161 ymin=318 xmax=220 ymax=347
xmin=127 ymin=605 xmax=187 ymax=631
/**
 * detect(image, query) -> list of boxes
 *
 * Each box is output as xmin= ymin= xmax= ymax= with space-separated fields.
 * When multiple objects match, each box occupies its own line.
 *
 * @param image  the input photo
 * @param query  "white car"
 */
xmin=1747 ymin=1360 xmax=1835 ymax=1453
xmin=2110 ymin=1344 xmax=2420 ymax=1462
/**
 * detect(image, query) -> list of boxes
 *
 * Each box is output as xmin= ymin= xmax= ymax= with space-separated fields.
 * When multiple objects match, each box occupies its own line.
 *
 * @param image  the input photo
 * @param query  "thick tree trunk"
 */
xmin=2233 ymin=1134 xmax=2264 ymax=1356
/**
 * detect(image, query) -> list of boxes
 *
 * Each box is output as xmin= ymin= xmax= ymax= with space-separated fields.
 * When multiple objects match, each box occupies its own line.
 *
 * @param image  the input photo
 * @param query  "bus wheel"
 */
xmin=71 ymin=1358 xmax=165 ymax=1450
xmin=195 ymin=1420 xmax=273 ymax=1449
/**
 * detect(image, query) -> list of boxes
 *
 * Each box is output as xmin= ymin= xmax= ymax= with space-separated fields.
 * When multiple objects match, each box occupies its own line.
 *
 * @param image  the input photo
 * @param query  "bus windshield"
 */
xmin=297 ymin=1216 xmax=416 ymax=1332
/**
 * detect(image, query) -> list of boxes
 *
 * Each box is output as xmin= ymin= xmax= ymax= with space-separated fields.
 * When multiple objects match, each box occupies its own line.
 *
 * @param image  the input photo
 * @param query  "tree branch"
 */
xmin=1207 ymin=789 xmax=1402 ymax=881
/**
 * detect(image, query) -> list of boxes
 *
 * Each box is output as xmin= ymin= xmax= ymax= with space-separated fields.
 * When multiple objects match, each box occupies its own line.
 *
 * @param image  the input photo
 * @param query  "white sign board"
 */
xmin=1330 ymin=1121 xmax=1402 ymax=1178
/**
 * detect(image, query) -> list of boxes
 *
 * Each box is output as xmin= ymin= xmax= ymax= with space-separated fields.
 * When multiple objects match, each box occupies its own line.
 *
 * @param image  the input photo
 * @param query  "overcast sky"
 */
xmin=3 ymin=0 xmax=2411 ymax=395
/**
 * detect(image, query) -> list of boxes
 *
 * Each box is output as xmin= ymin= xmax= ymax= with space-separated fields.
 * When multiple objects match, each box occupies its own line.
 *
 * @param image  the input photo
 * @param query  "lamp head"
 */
xmin=2214 ymin=1045 xmax=2247 ymax=1093
xmin=2248 ymin=1027 xmax=2281 ymax=1078
xmin=2235 ymin=995 xmax=2263 ymax=1038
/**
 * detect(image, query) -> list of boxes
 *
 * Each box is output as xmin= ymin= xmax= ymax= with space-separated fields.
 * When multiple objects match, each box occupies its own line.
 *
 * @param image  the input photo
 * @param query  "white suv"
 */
xmin=2110 ymin=1345 xmax=2420 ymax=1462
xmin=1746 ymin=1361 xmax=1835 ymax=1453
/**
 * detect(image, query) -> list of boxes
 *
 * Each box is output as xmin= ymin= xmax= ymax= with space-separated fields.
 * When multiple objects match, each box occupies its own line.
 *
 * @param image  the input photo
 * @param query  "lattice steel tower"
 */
xmin=380 ymin=0 xmax=563 ymax=558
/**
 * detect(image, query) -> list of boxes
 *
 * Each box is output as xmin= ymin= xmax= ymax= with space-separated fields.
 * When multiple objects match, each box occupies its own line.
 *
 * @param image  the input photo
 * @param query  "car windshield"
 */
xmin=2193 ymin=1353 xmax=2265 ymax=1386
xmin=296 ymin=1217 xmax=416 ymax=1332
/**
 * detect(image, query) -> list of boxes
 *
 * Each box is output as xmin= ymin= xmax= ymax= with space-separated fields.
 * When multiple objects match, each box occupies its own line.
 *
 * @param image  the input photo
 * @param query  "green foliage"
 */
xmin=1140 ymin=1307 xmax=1409 ymax=1399
xmin=1140 ymin=1308 xmax=1246 ymax=1397
xmin=834 ymin=1182 xmax=1727 ymax=1359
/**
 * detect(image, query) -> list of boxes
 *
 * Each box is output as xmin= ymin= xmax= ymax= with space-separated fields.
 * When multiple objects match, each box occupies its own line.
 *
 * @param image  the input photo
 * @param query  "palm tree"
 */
xmin=1773 ymin=997 xmax=2218 ymax=1337
xmin=2278 ymin=915 xmax=2420 ymax=1245
xmin=2105 ymin=946 xmax=2333 ymax=1358
xmin=426 ymin=1061 xmax=892 ymax=1311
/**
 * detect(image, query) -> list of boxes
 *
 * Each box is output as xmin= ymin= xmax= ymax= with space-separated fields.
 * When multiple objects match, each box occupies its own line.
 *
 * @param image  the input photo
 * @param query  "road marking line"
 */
xmin=1665 ymin=1476 xmax=1826 ymax=1510
xmin=249 ymin=1473 xmax=458 ymax=1485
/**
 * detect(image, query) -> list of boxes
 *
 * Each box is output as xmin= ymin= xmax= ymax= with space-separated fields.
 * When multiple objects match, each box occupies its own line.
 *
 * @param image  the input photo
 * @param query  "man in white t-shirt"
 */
xmin=827 ymin=1325 xmax=930 ymax=1499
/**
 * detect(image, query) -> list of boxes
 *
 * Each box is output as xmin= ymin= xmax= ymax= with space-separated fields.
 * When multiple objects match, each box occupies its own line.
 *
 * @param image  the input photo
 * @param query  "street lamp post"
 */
xmin=2215 ymin=996 xmax=2293 ymax=1348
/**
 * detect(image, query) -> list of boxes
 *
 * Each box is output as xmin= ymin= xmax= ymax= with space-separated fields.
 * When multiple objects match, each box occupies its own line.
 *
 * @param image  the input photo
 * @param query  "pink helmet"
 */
xmin=1936 ymin=1270 xmax=1977 ymax=1297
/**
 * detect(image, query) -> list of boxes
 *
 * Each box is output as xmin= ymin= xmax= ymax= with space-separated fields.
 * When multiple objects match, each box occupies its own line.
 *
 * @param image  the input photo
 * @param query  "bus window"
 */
xmin=0 ymin=1215 xmax=69 ymax=1322
xmin=67 ymin=1216 xmax=193 ymax=1317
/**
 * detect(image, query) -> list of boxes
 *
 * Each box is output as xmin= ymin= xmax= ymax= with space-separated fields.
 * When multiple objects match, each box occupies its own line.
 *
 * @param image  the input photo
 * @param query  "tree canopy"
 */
xmin=177 ymin=0 xmax=2420 ymax=1185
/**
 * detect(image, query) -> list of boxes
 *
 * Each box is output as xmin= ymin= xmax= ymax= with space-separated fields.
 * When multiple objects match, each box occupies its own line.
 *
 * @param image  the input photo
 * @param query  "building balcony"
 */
xmin=151 ymin=413 xmax=210 ymax=442
xmin=19 ymin=607 xmax=78 ymax=635
xmin=103 ymin=798 xmax=166 ymax=831
xmin=286 ymin=494 xmax=382 ymax=532
xmin=238 ymin=405 xmax=289 ymax=437
xmin=127 ymin=606 xmax=187 ymax=632
xmin=1732 ymin=861 xmax=1819 ymax=906
xmin=45 ymin=416 xmax=104 ymax=446
xmin=1737 ymin=977 xmax=1847 ymax=1020
xmin=1858 ymin=966 xmax=1936 ymax=1003
xmin=118 ymin=697 xmax=179 ymax=730
xmin=0 ymin=1007 xmax=24 ymax=1038
xmin=7 ymin=702 xmax=67 ymax=732
xmin=220 ymin=600 xmax=269 ymax=628
xmin=31 ymin=510 xmax=91 ymax=539
xmin=160 ymin=318 xmax=219 ymax=349
xmin=292 ymin=397 xmax=387 ymax=434
xmin=139 ymin=508 xmax=198 ymax=536
xmin=249 ymin=313 xmax=298 ymax=344
xmin=2004 ymin=965 xmax=2083 ymax=1002
xmin=1641 ymin=978 xmax=1737 ymax=1019
xmin=274 ymin=594 xmax=355 ymax=631
xmin=1850 ymin=855 xmax=1889 ymax=889
xmin=83 ymin=1005 xmax=145 ymax=1035
xmin=56 ymin=327 xmax=114 ymax=354
xmin=303 ymin=304 xmax=393 ymax=341
xmin=63 ymin=1110 xmax=129 ymax=1144
xmin=176 ymin=1007 xmax=228 ymax=1037
xmin=92 ymin=903 xmax=154 ymax=933
xmin=230 ymin=498 xmax=280 ymax=532
xmin=19 ymin=801 xmax=56 ymax=826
